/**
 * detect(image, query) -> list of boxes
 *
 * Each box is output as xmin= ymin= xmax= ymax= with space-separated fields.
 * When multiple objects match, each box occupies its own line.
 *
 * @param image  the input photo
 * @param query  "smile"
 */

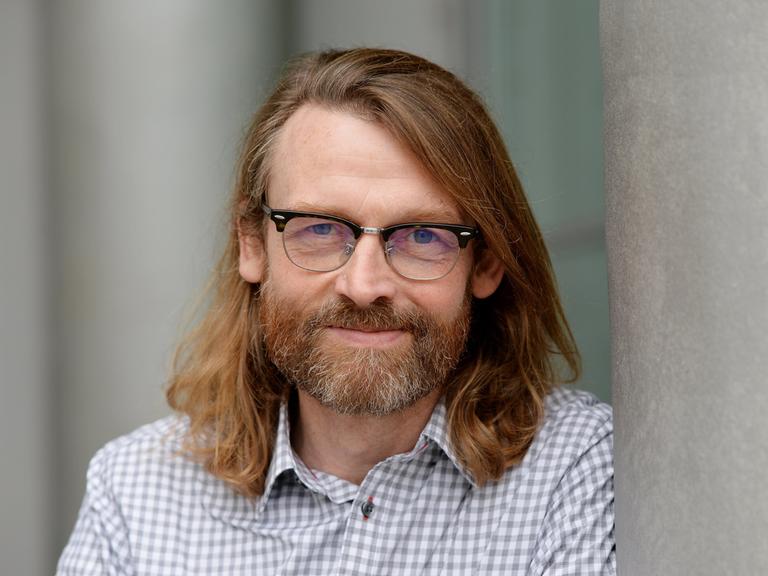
xmin=324 ymin=326 xmax=409 ymax=347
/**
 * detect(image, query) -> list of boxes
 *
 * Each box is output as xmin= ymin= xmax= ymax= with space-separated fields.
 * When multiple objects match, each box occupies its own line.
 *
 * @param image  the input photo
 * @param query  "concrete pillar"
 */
xmin=49 ymin=0 xmax=283 ymax=557
xmin=0 ymin=2 xmax=52 ymax=573
xmin=601 ymin=1 xmax=768 ymax=573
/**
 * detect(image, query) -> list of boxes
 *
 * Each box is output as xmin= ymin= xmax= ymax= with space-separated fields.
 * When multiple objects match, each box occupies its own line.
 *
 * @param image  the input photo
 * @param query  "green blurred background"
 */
xmin=486 ymin=1 xmax=608 ymax=402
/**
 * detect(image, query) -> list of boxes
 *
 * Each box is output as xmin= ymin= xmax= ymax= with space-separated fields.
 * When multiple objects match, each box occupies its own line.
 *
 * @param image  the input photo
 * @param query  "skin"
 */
xmin=239 ymin=104 xmax=504 ymax=485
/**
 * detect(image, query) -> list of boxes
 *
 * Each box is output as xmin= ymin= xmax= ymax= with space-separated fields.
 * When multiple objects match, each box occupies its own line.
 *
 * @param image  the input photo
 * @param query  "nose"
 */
xmin=334 ymin=234 xmax=398 ymax=307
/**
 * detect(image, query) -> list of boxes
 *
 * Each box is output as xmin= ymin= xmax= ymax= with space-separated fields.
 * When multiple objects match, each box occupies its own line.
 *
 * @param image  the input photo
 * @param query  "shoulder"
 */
xmin=509 ymin=386 xmax=613 ymax=502
xmin=533 ymin=386 xmax=613 ymax=462
xmin=84 ymin=415 xmax=201 ymax=508
xmin=89 ymin=415 xmax=188 ymax=472
xmin=522 ymin=388 xmax=615 ymax=573
xmin=58 ymin=416 xmax=203 ymax=574
xmin=543 ymin=386 xmax=612 ymax=426
xmin=463 ymin=388 xmax=614 ymax=572
xmin=488 ymin=388 xmax=615 ymax=573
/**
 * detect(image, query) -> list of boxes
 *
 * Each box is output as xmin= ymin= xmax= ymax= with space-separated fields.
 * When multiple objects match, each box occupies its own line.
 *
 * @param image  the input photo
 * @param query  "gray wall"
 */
xmin=602 ymin=1 xmax=768 ymax=573
xmin=0 ymin=2 xmax=51 ymax=575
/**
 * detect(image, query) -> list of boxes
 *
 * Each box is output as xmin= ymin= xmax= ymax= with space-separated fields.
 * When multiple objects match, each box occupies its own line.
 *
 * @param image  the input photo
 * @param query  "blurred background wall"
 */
xmin=0 ymin=1 xmax=606 ymax=572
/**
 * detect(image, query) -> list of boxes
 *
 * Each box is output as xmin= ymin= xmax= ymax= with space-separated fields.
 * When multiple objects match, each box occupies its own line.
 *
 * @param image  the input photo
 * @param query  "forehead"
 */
xmin=268 ymin=104 xmax=462 ymax=223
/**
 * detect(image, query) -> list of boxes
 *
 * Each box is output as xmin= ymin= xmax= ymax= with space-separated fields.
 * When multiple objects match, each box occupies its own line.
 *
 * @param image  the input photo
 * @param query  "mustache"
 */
xmin=304 ymin=298 xmax=427 ymax=335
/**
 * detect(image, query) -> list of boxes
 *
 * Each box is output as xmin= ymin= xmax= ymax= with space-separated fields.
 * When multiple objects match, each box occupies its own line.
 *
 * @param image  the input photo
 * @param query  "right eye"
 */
xmin=285 ymin=218 xmax=351 ymax=245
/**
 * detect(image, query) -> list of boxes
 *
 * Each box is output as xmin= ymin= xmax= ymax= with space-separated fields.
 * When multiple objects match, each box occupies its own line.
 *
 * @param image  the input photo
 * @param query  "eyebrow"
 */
xmin=286 ymin=201 xmax=464 ymax=225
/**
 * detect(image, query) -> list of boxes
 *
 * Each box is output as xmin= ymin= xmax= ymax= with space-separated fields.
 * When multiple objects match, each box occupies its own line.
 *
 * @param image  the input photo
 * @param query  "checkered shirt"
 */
xmin=58 ymin=386 xmax=615 ymax=575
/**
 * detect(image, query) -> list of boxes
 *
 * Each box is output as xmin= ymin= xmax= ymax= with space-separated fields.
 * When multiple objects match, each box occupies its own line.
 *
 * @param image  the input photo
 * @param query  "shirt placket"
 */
xmin=335 ymin=440 xmax=438 ymax=575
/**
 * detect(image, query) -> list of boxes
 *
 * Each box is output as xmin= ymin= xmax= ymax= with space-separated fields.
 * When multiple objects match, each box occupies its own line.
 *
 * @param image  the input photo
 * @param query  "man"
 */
xmin=59 ymin=48 xmax=614 ymax=574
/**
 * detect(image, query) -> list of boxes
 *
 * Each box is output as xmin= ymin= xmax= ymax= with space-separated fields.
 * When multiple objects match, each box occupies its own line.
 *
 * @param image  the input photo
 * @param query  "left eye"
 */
xmin=309 ymin=223 xmax=333 ymax=235
xmin=411 ymin=229 xmax=435 ymax=244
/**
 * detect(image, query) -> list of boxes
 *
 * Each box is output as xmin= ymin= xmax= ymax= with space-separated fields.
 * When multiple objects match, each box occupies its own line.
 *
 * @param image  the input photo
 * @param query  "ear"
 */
xmin=238 ymin=228 xmax=265 ymax=284
xmin=471 ymin=249 xmax=504 ymax=299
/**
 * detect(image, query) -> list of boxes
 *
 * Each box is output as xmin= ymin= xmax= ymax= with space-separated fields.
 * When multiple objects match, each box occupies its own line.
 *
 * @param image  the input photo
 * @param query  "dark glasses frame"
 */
xmin=261 ymin=204 xmax=479 ymax=248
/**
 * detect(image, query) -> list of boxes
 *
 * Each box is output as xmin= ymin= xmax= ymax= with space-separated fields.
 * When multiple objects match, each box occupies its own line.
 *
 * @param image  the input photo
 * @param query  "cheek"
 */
xmin=263 ymin=233 xmax=333 ymax=307
xmin=265 ymin=229 xmax=298 ymax=277
xmin=408 ymin=272 xmax=472 ymax=324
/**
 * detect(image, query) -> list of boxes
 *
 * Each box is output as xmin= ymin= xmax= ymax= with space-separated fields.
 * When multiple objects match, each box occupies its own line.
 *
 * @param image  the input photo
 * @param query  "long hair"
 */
xmin=167 ymin=48 xmax=579 ymax=497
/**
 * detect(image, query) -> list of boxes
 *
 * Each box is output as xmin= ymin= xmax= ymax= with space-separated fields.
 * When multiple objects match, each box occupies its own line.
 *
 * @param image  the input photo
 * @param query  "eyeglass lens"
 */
xmin=280 ymin=215 xmax=461 ymax=280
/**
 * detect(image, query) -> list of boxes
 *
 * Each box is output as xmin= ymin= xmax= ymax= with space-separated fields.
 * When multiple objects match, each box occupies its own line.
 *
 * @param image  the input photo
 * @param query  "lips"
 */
xmin=324 ymin=325 xmax=409 ymax=347
xmin=328 ymin=324 xmax=405 ymax=332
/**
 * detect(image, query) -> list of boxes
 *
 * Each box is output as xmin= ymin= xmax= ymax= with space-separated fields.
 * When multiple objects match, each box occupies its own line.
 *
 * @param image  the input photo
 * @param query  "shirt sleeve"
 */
xmin=57 ymin=447 xmax=134 ymax=576
xmin=528 ymin=414 xmax=616 ymax=575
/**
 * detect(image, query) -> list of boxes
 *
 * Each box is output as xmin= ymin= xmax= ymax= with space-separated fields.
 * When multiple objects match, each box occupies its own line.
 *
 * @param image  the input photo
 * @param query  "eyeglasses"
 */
xmin=262 ymin=204 xmax=479 ymax=281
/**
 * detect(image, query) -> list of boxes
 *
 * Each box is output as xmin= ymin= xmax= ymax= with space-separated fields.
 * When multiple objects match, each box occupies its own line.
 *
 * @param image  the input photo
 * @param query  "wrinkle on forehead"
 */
xmin=277 ymin=105 xmax=424 ymax=176
xmin=269 ymin=103 xmax=461 ymax=223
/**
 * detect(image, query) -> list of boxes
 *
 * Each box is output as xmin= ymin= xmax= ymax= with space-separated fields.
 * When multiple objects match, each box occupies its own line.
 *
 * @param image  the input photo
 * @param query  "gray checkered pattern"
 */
xmin=58 ymin=387 xmax=615 ymax=575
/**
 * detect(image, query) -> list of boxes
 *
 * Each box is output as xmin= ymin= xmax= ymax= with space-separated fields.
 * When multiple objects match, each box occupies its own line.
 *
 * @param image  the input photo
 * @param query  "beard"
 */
xmin=259 ymin=280 xmax=471 ymax=417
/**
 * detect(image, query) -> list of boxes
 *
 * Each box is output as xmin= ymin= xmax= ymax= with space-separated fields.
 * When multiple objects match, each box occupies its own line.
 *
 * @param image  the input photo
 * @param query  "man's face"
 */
xmin=239 ymin=104 xmax=502 ymax=416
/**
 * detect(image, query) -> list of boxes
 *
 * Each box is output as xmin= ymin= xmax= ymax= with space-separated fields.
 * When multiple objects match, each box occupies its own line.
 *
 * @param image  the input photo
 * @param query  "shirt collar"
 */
xmin=417 ymin=399 xmax=478 ymax=488
xmin=198 ymin=403 xmax=299 ymax=530
xmin=201 ymin=395 xmax=476 ymax=528
xmin=259 ymin=402 xmax=301 ymax=504
xmin=260 ymin=402 xmax=362 ymax=503
xmin=264 ymin=397 xmax=478 ymax=498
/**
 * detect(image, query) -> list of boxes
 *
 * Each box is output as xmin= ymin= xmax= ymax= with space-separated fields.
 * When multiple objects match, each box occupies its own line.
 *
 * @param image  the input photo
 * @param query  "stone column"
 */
xmin=0 ymin=1 xmax=51 ymax=573
xmin=49 ymin=0 xmax=283 ymax=555
xmin=601 ymin=2 xmax=768 ymax=573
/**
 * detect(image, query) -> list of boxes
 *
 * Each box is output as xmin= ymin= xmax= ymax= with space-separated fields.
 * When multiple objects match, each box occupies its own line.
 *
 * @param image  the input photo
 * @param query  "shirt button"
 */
xmin=361 ymin=497 xmax=375 ymax=519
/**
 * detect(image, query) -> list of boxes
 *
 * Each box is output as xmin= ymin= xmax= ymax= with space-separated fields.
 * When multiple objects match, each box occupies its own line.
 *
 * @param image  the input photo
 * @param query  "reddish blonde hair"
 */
xmin=167 ymin=48 xmax=579 ymax=496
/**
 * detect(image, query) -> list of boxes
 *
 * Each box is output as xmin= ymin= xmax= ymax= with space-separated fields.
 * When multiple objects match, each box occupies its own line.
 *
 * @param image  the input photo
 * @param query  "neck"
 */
xmin=291 ymin=389 xmax=441 ymax=485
